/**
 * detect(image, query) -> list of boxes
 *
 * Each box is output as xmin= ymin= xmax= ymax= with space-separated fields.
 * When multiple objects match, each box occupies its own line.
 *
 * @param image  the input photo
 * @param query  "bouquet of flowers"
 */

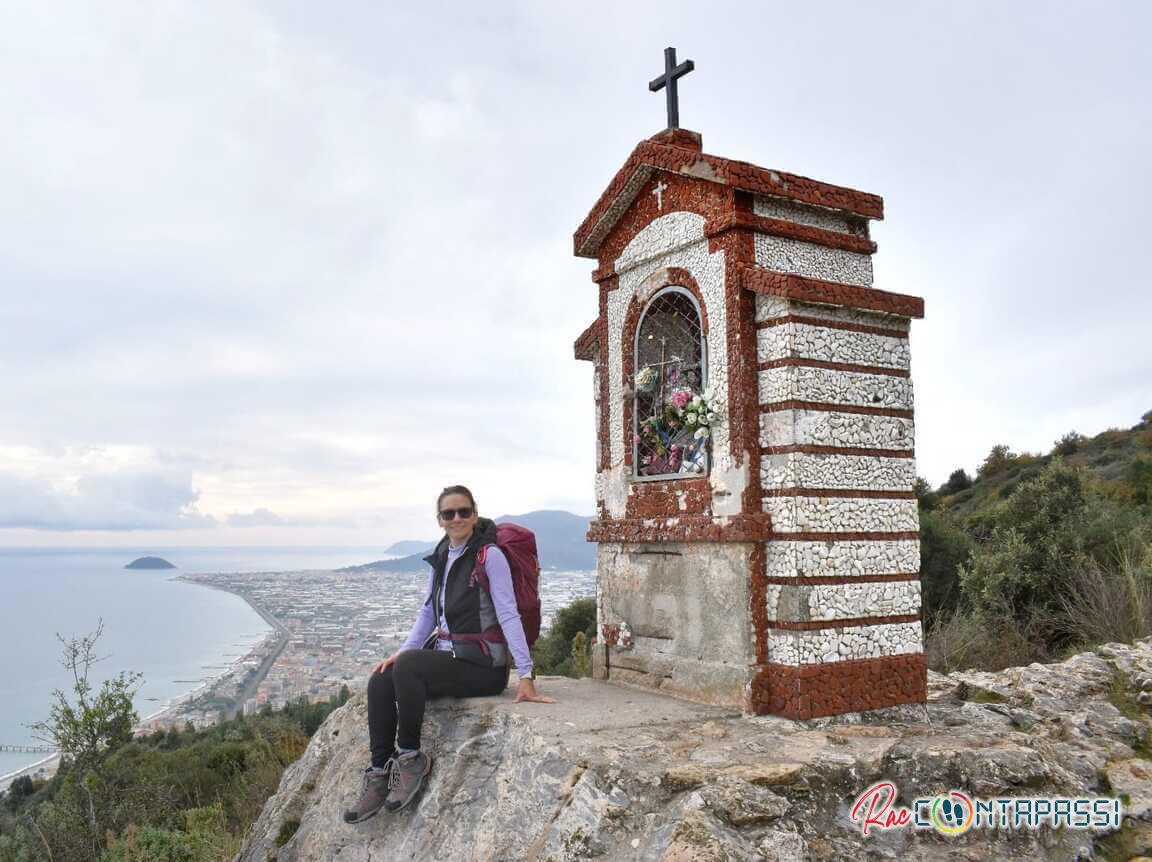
xmin=637 ymin=385 xmax=719 ymax=475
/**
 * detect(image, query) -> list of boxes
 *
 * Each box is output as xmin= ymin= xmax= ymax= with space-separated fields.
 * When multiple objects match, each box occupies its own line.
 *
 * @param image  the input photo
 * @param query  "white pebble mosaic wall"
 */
xmin=765 ymin=539 xmax=921 ymax=579
xmin=759 ymin=366 xmax=914 ymax=411
xmin=766 ymin=580 xmax=921 ymax=622
xmin=757 ymin=322 xmax=910 ymax=370
xmin=753 ymin=196 xmax=862 ymax=236
xmin=760 ymin=410 xmax=914 ymax=451
xmin=762 ymin=452 xmax=917 ymax=491
xmin=768 ymin=621 xmax=923 ymax=665
xmin=754 ymin=295 xmax=909 ymax=332
xmin=762 ymin=497 xmax=919 ymax=533
xmin=754 ymin=235 xmax=873 ymax=288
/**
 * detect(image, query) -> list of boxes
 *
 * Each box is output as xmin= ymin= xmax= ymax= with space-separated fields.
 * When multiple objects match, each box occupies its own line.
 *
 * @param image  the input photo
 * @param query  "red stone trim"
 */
xmin=740 ymin=266 xmax=925 ymax=319
xmin=757 ymin=357 xmax=909 ymax=379
xmin=713 ymin=222 xmax=763 ymax=516
xmin=596 ymin=277 xmax=616 ymax=476
xmin=592 ymin=263 xmax=616 ymax=283
xmin=750 ymin=542 xmax=768 ymax=666
xmin=769 ymin=531 xmax=921 ymax=541
xmin=760 ymin=400 xmax=914 ymax=420
xmin=756 ymin=314 xmax=908 ymax=339
xmin=587 ymin=514 xmax=774 ymax=543
xmin=625 ymin=477 xmax=711 ymax=519
xmin=757 ymin=653 xmax=927 ymax=719
xmin=574 ymin=136 xmax=884 ymax=258
xmin=705 ymin=210 xmax=877 ymax=255
xmin=767 ymin=613 xmax=921 ymax=631
xmin=764 ymin=573 xmax=921 ymax=586
xmin=761 ymin=444 xmax=915 ymax=459
xmin=574 ymin=319 xmax=599 ymax=362
xmin=764 ymin=488 xmax=917 ymax=500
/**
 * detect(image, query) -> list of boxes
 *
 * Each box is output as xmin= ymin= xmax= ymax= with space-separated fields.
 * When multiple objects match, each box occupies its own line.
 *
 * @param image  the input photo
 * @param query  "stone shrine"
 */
xmin=573 ymin=111 xmax=926 ymax=719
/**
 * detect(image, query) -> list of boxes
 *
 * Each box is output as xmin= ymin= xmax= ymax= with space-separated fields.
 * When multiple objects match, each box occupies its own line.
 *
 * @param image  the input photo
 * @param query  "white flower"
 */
xmin=692 ymin=395 xmax=703 ymax=406
xmin=706 ymin=412 xmax=717 ymax=422
xmin=684 ymin=412 xmax=698 ymax=426
xmin=694 ymin=427 xmax=710 ymax=440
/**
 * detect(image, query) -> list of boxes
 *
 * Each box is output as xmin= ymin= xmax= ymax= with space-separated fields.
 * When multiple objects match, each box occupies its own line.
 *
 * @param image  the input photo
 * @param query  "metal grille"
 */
xmin=633 ymin=290 xmax=711 ymax=478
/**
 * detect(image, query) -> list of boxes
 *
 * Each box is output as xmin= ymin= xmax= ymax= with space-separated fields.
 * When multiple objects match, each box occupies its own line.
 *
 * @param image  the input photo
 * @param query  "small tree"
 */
xmin=27 ymin=620 xmax=142 ymax=853
xmin=978 ymin=445 xmax=1016 ymax=478
xmin=1054 ymin=431 xmax=1085 ymax=456
xmin=940 ymin=469 xmax=973 ymax=496
xmin=29 ymin=620 xmax=142 ymax=776
xmin=914 ymin=477 xmax=939 ymax=511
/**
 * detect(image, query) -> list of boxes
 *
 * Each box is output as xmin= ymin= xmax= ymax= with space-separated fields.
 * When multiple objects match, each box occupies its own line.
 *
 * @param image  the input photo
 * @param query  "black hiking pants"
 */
xmin=367 ymin=648 xmax=509 ymax=766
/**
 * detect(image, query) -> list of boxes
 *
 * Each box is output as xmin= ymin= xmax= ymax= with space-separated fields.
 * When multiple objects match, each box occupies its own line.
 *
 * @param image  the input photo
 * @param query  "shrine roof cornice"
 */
xmin=573 ymin=130 xmax=884 ymax=259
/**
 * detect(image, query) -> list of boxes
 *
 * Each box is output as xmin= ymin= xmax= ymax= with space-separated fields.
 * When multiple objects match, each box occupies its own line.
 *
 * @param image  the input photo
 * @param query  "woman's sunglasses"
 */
xmin=438 ymin=507 xmax=474 ymax=521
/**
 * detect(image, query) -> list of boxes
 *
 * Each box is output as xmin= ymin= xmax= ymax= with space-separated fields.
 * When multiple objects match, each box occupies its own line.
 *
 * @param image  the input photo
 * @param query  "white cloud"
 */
xmin=0 ymin=465 xmax=213 ymax=531
xmin=0 ymin=0 xmax=1149 ymax=542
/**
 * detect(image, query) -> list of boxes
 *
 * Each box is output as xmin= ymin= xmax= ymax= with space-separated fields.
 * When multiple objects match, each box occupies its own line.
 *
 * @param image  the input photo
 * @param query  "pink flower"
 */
xmin=670 ymin=389 xmax=692 ymax=410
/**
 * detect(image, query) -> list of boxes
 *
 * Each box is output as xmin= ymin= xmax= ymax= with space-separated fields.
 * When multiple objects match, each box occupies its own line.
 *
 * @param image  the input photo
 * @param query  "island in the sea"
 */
xmin=125 ymin=556 xmax=177 ymax=570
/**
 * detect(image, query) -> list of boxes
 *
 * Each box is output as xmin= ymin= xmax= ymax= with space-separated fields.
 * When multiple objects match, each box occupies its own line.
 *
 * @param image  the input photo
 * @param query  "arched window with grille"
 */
xmin=633 ymin=287 xmax=711 ymax=479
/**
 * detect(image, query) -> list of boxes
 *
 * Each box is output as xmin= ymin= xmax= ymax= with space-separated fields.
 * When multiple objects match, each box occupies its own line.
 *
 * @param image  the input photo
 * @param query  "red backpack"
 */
xmin=469 ymin=523 xmax=542 ymax=647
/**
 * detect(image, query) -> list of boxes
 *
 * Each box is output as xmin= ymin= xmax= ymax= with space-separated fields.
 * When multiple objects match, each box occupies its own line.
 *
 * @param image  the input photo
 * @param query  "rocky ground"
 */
xmin=238 ymin=640 xmax=1152 ymax=861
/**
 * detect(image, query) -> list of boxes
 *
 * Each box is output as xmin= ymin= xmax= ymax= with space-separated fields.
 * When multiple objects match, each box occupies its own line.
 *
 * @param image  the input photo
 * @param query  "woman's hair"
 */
xmin=436 ymin=485 xmax=477 ymax=514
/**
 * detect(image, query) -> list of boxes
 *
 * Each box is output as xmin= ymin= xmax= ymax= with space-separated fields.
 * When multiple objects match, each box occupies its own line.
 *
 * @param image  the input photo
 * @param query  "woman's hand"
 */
xmin=514 ymin=677 xmax=555 ymax=704
xmin=372 ymin=651 xmax=401 ymax=674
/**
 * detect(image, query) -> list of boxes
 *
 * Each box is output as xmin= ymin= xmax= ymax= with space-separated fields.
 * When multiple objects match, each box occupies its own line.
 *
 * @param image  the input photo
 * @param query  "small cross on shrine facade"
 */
xmin=651 ymin=179 xmax=668 ymax=210
xmin=648 ymin=46 xmax=694 ymax=130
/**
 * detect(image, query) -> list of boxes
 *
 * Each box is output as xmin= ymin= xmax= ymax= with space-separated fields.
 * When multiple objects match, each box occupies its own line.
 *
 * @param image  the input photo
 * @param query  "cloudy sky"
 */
xmin=2 ymin=2 xmax=1149 ymax=548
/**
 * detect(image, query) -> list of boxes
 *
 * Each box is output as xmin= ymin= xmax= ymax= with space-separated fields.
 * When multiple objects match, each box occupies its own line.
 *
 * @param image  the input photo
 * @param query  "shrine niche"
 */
xmin=573 ymin=49 xmax=927 ymax=718
xmin=632 ymin=285 xmax=711 ymax=479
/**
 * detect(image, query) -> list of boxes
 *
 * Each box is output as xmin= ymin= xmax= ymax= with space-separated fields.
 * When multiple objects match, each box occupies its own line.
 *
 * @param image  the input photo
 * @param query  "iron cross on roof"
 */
xmin=648 ymin=46 xmax=695 ymax=130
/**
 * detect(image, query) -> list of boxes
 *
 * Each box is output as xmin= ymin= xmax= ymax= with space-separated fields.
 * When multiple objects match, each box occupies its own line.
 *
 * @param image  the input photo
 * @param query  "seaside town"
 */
xmin=1 ymin=564 xmax=594 ymax=793
xmin=148 ymin=564 xmax=597 ymax=732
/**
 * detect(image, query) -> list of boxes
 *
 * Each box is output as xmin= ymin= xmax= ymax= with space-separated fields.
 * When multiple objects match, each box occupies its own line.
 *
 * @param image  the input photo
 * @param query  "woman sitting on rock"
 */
xmin=344 ymin=485 xmax=554 ymax=823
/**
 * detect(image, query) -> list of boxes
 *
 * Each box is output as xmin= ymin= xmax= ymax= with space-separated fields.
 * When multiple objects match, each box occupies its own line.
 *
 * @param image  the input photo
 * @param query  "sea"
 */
xmin=0 ymin=546 xmax=396 ymax=783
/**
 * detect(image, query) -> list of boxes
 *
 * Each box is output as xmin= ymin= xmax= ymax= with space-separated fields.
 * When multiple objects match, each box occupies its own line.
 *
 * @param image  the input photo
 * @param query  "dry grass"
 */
xmin=1058 ymin=549 xmax=1152 ymax=647
xmin=925 ymin=611 xmax=1045 ymax=674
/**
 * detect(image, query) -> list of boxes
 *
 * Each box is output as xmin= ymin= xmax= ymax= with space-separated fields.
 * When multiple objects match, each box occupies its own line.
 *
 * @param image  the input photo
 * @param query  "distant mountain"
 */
xmin=125 ymin=556 xmax=176 ymax=570
xmin=383 ymin=539 xmax=440 ymax=556
xmin=340 ymin=510 xmax=595 ymax=573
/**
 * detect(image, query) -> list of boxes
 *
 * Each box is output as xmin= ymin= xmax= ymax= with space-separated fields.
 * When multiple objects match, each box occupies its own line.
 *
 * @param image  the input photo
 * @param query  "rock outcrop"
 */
xmin=239 ymin=640 xmax=1152 ymax=861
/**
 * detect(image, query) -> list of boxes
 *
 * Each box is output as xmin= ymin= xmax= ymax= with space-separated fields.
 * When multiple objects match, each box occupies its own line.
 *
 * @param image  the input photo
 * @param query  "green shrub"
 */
xmin=919 ymin=510 xmax=973 ymax=627
xmin=939 ymin=469 xmax=973 ymax=496
xmin=978 ymin=444 xmax=1017 ymax=479
xmin=532 ymin=598 xmax=596 ymax=677
xmin=959 ymin=461 xmax=1089 ymax=643
xmin=1054 ymin=431 xmax=1085 ymax=456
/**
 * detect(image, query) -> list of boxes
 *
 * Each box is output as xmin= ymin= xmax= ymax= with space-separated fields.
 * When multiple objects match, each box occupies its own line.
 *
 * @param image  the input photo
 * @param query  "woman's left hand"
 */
xmin=514 ymin=678 xmax=555 ymax=704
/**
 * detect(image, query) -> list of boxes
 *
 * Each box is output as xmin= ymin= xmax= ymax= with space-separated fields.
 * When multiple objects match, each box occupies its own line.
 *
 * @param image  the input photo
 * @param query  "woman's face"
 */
xmin=437 ymin=492 xmax=478 ymax=545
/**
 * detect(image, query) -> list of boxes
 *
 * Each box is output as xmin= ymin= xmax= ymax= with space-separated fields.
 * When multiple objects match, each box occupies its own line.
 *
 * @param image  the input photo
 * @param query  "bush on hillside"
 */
xmin=1054 ymin=431 xmax=1086 ymax=456
xmin=977 ymin=445 xmax=1017 ymax=479
xmin=939 ymin=469 xmax=973 ymax=496
xmin=959 ymin=461 xmax=1090 ymax=643
xmin=919 ymin=510 xmax=972 ymax=627
xmin=532 ymin=597 xmax=596 ymax=677
xmin=914 ymin=477 xmax=939 ymax=511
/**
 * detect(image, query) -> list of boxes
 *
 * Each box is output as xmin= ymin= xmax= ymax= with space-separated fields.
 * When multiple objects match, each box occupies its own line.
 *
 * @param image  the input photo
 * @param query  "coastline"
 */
xmin=1 ymin=576 xmax=286 ymax=794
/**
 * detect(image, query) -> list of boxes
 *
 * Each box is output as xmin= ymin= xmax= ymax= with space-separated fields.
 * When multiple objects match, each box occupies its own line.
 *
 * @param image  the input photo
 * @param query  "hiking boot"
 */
xmin=343 ymin=761 xmax=394 ymax=823
xmin=384 ymin=750 xmax=432 ymax=812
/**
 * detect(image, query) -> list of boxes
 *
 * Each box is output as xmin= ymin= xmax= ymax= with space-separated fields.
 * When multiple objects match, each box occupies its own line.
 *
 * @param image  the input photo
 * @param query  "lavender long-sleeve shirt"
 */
xmin=400 ymin=543 xmax=534 ymax=677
